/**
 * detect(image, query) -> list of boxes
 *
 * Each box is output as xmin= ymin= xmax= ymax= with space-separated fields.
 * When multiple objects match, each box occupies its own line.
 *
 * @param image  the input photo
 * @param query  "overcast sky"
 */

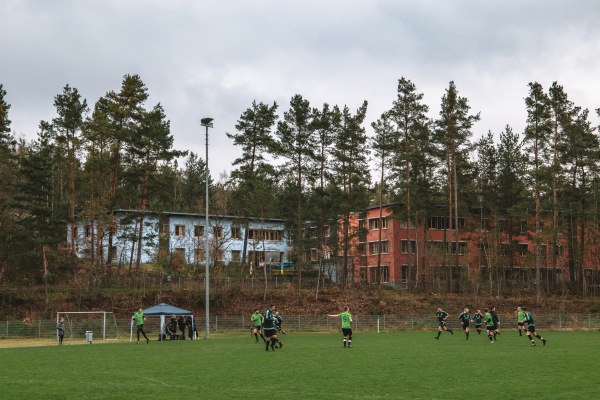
xmin=2 ymin=0 xmax=599 ymax=178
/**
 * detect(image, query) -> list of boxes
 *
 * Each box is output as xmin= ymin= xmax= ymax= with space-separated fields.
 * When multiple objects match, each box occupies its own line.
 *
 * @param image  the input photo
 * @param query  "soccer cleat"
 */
xmin=279 ymin=341 xmax=283 ymax=349
xmin=434 ymin=337 xmax=439 ymax=340
xmin=348 ymin=345 xmax=352 ymax=348
xmin=542 ymin=339 xmax=546 ymax=346
xmin=449 ymin=330 xmax=453 ymax=335
xmin=531 ymin=342 xmax=536 ymax=347
xmin=147 ymin=338 xmax=149 ymax=344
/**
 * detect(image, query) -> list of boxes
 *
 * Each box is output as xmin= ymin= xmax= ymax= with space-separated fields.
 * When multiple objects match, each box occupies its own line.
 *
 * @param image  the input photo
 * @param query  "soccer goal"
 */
xmin=56 ymin=312 xmax=120 ymax=341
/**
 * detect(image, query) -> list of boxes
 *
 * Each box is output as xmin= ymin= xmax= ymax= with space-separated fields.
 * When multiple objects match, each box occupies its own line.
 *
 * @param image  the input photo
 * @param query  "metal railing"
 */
xmin=1 ymin=314 xmax=599 ymax=340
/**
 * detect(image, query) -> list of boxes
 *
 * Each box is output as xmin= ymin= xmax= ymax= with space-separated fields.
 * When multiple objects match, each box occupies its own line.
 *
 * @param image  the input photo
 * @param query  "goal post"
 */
xmin=56 ymin=311 xmax=120 ymax=341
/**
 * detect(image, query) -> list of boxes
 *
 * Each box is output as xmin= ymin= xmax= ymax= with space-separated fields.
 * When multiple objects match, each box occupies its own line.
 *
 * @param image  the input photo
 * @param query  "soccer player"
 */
xmin=458 ymin=307 xmax=471 ymax=340
xmin=517 ymin=306 xmax=526 ymax=336
xmin=484 ymin=308 xmax=495 ymax=343
xmin=434 ymin=307 xmax=453 ymax=339
xmin=56 ymin=317 xmax=65 ymax=345
xmin=328 ymin=306 xmax=353 ymax=348
xmin=472 ymin=309 xmax=484 ymax=335
xmin=490 ymin=306 xmax=500 ymax=340
xmin=250 ymin=308 xmax=265 ymax=343
xmin=522 ymin=307 xmax=547 ymax=347
xmin=132 ymin=308 xmax=149 ymax=344
xmin=263 ymin=304 xmax=283 ymax=351
xmin=275 ymin=311 xmax=286 ymax=335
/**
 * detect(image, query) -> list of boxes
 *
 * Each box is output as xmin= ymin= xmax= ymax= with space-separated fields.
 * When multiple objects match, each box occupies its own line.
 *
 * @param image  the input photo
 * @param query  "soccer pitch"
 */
xmin=0 ymin=331 xmax=597 ymax=399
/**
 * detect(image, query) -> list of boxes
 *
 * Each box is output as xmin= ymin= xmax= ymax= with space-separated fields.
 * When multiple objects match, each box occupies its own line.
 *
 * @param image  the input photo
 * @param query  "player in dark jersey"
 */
xmin=457 ymin=307 xmax=471 ymax=340
xmin=522 ymin=307 xmax=547 ymax=347
xmin=263 ymin=304 xmax=283 ymax=351
xmin=434 ymin=307 xmax=453 ymax=339
xmin=490 ymin=306 xmax=500 ymax=341
xmin=472 ymin=310 xmax=484 ymax=335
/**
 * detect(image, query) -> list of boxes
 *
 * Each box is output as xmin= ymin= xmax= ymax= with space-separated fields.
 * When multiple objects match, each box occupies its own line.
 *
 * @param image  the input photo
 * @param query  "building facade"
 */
xmin=68 ymin=210 xmax=290 ymax=269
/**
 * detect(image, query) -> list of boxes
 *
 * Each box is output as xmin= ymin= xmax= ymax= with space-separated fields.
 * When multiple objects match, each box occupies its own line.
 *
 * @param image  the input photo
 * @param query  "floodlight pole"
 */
xmin=201 ymin=117 xmax=213 ymax=339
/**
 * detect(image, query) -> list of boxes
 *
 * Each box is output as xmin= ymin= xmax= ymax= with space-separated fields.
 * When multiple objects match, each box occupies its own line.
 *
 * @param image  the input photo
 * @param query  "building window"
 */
xmin=324 ymin=225 xmax=331 ymax=237
xmin=554 ymin=244 xmax=564 ymax=256
xmin=215 ymin=249 xmax=224 ymax=261
xmin=174 ymin=248 xmax=185 ymax=260
xmin=175 ymin=225 xmax=185 ymax=237
xmin=399 ymin=218 xmax=415 ymax=229
xmin=499 ymin=243 xmax=510 ymax=256
xmin=231 ymin=227 xmax=241 ymax=239
xmin=214 ymin=226 xmax=223 ymax=238
xmin=194 ymin=225 xmax=204 ymax=238
xmin=369 ymin=265 xmax=390 ymax=283
xmin=400 ymin=240 xmax=416 ymax=254
xmin=480 ymin=218 xmax=491 ymax=231
xmin=401 ymin=265 xmax=408 ymax=283
xmin=368 ymin=218 xmax=388 ymax=230
xmin=310 ymin=248 xmax=318 ymax=261
xmin=231 ymin=250 xmax=241 ymax=262
xmin=84 ymin=225 xmax=92 ymax=238
xmin=160 ymin=224 xmax=169 ymax=234
xmin=195 ymin=248 xmax=205 ymax=262
xmin=248 ymin=229 xmax=283 ymax=241
xmin=368 ymin=241 xmax=389 ymax=255
xmin=518 ymin=243 xmax=529 ymax=256
xmin=449 ymin=241 xmax=468 ymax=255
xmin=428 ymin=216 xmax=465 ymax=230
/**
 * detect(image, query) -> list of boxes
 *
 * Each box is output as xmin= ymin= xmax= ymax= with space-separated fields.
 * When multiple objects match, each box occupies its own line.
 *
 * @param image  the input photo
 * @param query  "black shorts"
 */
xmin=518 ymin=322 xmax=524 ymax=327
xmin=461 ymin=322 xmax=470 ymax=330
xmin=475 ymin=324 xmax=482 ymax=329
xmin=253 ymin=326 xmax=262 ymax=331
xmin=264 ymin=328 xmax=277 ymax=338
xmin=486 ymin=325 xmax=495 ymax=331
xmin=342 ymin=328 xmax=352 ymax=337
xmin=438 ymin=321 xmax=447 ymax=328
xmin=527 ymin=325 xmax=536 ymax=333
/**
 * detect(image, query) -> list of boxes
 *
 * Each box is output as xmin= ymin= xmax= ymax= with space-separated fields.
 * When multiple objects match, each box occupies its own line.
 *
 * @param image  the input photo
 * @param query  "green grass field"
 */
xmin=0 ymin=331 xmax=598 ymax=399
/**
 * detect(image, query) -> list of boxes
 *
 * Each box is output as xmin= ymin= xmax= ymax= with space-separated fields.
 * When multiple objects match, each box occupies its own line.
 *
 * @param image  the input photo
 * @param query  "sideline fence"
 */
xmin=1 ymin=314 xmax=599 ymax=341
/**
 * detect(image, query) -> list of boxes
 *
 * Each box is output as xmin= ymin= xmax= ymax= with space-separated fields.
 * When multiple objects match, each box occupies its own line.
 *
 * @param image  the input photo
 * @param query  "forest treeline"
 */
xmin=1 ymin=75 xmax=599 ymax=297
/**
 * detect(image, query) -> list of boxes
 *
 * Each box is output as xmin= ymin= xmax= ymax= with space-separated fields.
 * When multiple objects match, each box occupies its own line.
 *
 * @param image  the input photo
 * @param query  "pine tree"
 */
xmin=227 ymin=100 xmax=278 ymax=274
xmin=433 ymin=81 xmax=480 ymax=293
xmin=51 ymin=85 xmax=89 ymax=256
xmin=275 ymin=95 xmax=316 ymax=288
xmin=331 ymin=101 xmax=371 ymax=286
xmin=523 ymin=82 xmax=552 ymax=301
xmin=389 ymin=77 xmax=431 ymax=290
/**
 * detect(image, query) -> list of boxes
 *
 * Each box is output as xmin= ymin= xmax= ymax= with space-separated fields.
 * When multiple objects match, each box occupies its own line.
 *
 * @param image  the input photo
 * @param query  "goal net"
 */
xmin=57 ymin=311 xmax=120 ymax=341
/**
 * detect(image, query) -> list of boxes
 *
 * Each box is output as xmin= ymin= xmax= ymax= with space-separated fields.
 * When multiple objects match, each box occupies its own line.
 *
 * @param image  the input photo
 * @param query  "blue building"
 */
xmin=68 ymin=210 xmax=291 ymax=269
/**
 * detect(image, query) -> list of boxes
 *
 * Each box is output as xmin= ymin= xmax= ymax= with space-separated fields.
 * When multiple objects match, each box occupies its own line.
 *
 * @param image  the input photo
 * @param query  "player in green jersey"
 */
xmin=328 ymin=306 xmax=353 ymax=348
xmin=522 ymin=307 xmax=547 ymax=347
xmin=457 ymin=307 xmax=471 ymax=340
xmin=517 ymin=307 xmax=526 ymax=336
xmin=263 ymin=304 xmax=283 ymax=351
xmin=250 ymin=309 xmax=265 ymax=343
xmin=434 ymin=307 xmax=453 ymax=339
xmin=472 ymin=310 xmax=484 ymax=335
xmin=484 ymin=308 xmax=495 ymax=343
xmin=132 ymin=308 xmax=149 ymax=344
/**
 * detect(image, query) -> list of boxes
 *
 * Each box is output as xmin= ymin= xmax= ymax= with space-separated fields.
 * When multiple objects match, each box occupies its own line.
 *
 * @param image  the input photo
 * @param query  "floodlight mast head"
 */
xmin=201 ymin=117 xmax=214 ymax=127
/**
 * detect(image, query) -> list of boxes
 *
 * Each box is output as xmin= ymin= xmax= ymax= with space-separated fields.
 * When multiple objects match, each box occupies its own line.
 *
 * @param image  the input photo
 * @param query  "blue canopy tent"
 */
xmin=129 ymin=303 xmax=195 ymax=342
